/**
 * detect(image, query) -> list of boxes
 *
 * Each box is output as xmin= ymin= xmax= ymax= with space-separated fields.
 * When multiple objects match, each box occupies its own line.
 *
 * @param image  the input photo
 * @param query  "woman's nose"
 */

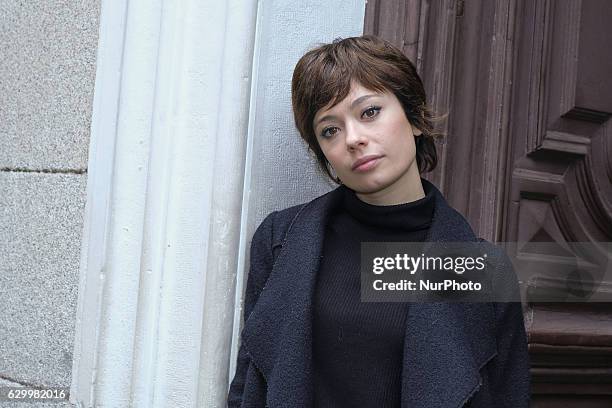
xmin=345 ymin=125 xmax=369 ymax=149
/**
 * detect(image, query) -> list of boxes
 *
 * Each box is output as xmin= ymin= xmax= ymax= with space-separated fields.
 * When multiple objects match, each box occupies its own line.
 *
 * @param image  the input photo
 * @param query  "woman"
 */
xmin=228 ymin=35 xmax=530 ymax=408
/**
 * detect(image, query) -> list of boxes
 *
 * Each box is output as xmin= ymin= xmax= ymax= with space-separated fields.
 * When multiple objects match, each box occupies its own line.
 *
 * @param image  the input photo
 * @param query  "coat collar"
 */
xmin=243 ymin=179 xmax=497 ymax=407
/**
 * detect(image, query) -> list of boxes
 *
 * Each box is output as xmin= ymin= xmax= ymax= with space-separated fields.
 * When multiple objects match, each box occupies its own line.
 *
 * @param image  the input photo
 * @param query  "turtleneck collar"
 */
xmin=340 ymin=178 xmax=436 ymax=231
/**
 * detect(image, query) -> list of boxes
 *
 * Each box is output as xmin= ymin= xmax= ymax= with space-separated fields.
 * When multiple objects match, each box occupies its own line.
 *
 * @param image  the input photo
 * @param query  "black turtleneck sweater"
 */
xmin=312 ymin=183 xmax=435 ymax=408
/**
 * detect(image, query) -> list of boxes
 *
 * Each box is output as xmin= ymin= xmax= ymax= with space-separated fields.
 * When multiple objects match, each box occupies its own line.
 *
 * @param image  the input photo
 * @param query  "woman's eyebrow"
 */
xmin=350 ymin=94 xmax=378 ymax=109
xmin=315 ymin=94 xmax=380 ymax=129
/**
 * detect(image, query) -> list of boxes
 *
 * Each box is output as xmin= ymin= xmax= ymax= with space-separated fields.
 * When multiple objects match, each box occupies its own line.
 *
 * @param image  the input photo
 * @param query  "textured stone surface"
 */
xmin=0 ymin=0 xmax=101 ymax=169
xmin=0 ymin=173 xmax=86 ymax=388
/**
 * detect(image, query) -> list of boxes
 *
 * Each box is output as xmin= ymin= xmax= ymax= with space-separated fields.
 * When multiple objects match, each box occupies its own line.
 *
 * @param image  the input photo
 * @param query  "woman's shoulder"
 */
xmin=264 ymin=187 xmax=340 ymax=230
xmin=253 ymin=202 xmax=308 ymax=249
xmin=274 ymin=201 xmax=308 ymax=224
xmin=255 ymin=187 xmax=339 ymax=247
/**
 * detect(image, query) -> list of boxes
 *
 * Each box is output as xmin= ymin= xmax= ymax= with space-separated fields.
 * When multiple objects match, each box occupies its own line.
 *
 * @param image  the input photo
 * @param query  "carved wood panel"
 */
xmin=364 ymin=0 xmax=612 ymax=405
xmin=506 ymin=0 xmax=612 ymax=404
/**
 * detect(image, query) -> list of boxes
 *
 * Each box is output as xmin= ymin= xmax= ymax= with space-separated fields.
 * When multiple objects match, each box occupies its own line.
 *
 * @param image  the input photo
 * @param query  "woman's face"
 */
xmin=313 ymin=81 xmax=424 ymax=205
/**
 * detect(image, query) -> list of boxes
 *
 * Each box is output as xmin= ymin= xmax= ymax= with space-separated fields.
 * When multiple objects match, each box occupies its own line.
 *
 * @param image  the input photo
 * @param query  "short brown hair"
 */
xmin=291 ymin=35 xmax=442 ymax=183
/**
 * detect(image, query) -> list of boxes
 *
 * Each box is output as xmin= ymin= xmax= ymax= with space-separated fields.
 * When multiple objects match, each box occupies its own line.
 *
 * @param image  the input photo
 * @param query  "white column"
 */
xmin=71 ymin=0 xmax=258 ymax=406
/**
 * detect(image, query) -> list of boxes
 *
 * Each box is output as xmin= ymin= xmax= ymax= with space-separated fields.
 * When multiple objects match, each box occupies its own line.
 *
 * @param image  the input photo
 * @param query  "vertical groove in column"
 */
xmin=70 ymin=0 xmax=130 ymax=406
xmin=94 ymin=0 xmax=164 ymax=405
xmin=197 ymin=0 xmax=259 ymax=407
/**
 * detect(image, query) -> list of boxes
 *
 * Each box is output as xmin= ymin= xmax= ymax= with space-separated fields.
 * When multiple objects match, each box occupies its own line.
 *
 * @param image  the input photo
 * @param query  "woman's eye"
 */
xmin=362 ymin=106 xmax=381 ymax=119
xmin=321 ymin=127 xmax=339 ymax=138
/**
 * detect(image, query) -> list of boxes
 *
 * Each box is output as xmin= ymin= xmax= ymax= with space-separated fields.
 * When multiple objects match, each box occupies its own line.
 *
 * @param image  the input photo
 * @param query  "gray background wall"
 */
xmin=0 ymin=0 xmax=100 ymax=405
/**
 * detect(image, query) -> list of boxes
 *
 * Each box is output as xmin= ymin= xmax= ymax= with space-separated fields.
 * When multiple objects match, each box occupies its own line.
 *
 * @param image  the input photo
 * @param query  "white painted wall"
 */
xmin=72 ymin=0 xmax=365 ymax=407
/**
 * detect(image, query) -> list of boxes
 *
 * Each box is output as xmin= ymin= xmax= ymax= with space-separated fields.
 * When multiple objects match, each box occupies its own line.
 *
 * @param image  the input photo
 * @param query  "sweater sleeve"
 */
xmin=227 ymin=211 xmax=277 ymax=408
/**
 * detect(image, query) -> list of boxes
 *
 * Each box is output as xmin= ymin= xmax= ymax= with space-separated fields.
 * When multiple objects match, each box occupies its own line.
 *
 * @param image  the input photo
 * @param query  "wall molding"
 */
xmin=71 ymin=0 xmax=258 ymax=406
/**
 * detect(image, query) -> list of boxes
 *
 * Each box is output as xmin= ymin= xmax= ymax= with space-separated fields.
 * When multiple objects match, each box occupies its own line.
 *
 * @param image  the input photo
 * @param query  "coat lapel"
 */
xmin=242 ymin=187 xmax=341 ymax=407
xmin=403 ymin=179 xmax=498 ymax=408
xmin=242 ymin=179 xmax=498 ymax=408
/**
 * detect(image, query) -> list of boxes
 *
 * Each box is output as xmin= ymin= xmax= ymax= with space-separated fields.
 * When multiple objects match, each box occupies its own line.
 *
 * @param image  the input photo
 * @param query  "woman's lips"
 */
xmin=352 ymin=156 xmax=382 ymax=172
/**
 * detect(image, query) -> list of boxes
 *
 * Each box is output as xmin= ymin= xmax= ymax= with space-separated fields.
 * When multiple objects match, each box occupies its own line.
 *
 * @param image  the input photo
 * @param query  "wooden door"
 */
xmin=364 ymin=0 xmax=612 ymax=405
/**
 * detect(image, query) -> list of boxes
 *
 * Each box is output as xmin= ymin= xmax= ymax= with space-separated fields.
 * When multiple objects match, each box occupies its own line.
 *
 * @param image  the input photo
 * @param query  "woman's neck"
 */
xmin=354 ymin=167 xmax=425 ymax=206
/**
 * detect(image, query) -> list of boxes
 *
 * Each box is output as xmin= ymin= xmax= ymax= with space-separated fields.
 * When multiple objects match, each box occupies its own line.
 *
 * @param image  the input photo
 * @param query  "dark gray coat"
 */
xmin=228 ymin=181 xmax=530 ymax=407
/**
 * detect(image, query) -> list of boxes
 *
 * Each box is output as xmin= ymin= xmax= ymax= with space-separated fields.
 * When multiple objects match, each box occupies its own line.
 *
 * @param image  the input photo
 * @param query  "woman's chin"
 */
xmin=346 ymin=178 xmax=391 ymax=194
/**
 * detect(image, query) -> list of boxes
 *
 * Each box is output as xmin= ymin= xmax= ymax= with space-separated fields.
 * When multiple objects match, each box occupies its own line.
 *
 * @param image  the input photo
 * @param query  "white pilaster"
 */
xmin=71 ymin=0 xmax=258 ymax=406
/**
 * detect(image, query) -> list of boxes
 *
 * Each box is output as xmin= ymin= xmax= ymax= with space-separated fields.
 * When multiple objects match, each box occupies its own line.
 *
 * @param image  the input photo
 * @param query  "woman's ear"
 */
xmin=412 ymin=124 xmax=423 ymax=136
